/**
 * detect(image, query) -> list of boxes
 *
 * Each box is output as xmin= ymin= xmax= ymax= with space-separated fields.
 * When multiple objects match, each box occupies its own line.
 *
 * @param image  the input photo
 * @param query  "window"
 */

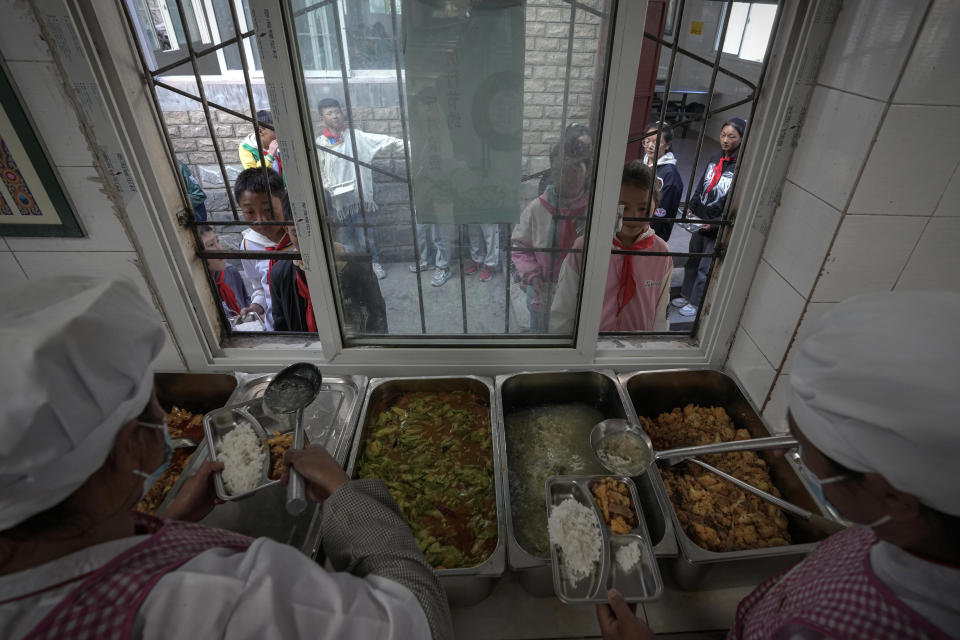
xmin=113 ymin=0 xmax=803 ymax=361
xmin=716 ymin=2 xmax=777 ymax=63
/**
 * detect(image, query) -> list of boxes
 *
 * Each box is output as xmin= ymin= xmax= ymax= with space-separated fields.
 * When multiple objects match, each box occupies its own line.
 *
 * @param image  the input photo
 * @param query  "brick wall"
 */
xmin=163 ymin=0 xmax=607 ymax=262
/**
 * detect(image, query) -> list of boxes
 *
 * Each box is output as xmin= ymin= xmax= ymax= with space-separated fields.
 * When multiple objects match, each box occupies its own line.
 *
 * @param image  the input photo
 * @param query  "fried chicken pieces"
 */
xmin=266 ymin=429 xmax=294 ymax=480
xmin=590 ymin=477 xmax=637 ymax=534
xmin=641 ymin=405 xmax=791 ymax=552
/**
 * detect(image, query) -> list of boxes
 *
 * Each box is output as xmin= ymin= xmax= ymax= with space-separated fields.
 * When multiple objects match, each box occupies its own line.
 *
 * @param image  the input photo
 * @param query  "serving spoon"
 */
xmin=262 ymin=362 xmax=322 ymax=516
xmin=590 ymin=418 xmax=797 ymax=475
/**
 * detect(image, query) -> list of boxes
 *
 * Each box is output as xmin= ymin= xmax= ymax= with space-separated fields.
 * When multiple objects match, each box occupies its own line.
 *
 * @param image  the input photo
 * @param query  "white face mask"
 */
xmin=132 ymin=418 xmax=173 ymax=499
xmin=797 ymin=445 xmax=891 ymax=529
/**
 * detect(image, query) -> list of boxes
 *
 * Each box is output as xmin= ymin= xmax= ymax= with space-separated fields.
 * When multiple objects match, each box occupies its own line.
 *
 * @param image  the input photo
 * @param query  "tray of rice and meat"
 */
xmin=345 ymin=376 xmax=506 ymax=607
xmin=496 ymin=370 xmax=678 ymax=597
xmin=546 ymin=475 xmax=662 ymax=603
xmin=619 ymin=369 xmax=839 ymax=589
xmin=137 ymin=373 xmax=238 ymax=515
xmin=203 ymin=399 xmax=305 ymax=501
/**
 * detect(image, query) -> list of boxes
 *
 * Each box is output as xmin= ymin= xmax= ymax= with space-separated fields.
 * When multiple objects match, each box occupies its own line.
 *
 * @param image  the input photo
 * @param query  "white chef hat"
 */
xmin=0 ymin=276 xmax=165 ymax=530
xmin=790 ymin=291 xmax=960 ymax=517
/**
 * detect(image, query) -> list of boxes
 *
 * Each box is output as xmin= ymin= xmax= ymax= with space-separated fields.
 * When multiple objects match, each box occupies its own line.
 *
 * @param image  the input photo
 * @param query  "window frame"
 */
xmin=70 ymin=0 xmax=834 ymax=374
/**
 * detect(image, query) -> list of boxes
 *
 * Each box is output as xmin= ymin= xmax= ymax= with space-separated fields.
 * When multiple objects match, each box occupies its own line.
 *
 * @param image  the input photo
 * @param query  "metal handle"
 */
xmin=286 ymin=409 xmax=307 ymax=516
xmin=685 ymin=457 xmax=812 ymax=519
xmin=656 ymin=435 xmax=797 ymax=463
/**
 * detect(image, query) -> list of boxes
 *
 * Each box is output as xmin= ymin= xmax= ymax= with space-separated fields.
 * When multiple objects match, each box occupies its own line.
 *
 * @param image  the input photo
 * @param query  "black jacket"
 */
xmin=270 ymin=258 xmax=388 ymax=334
xmin=689 ymin=151 xmax=738 ymax=235
xmin=650 ymin=160 xmax=684 ymax=242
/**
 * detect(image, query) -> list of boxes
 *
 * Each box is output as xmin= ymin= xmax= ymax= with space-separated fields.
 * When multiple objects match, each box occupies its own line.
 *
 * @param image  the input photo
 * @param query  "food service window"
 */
xmin=119 ymin=0 xmax=788 ymax=356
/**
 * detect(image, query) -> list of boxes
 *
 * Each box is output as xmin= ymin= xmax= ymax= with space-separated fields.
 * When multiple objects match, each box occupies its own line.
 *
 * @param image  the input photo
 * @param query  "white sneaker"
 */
xmin=372 ymin=262 xmax=386 ymax=279
xmin=670 ymin=297 xmax=688 ymax=308
xmin=679 ymin=303 xmax=698 ymax=317
xmin=430 ymin=268 xmax=452 ymax=287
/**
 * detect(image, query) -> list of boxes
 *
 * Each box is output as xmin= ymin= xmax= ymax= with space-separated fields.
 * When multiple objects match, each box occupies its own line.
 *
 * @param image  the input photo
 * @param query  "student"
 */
xmin=465 ymin=223 xmax=499 ymax=282
xmin=315 ymin=97 xmax=404 ymax=280
xmin=550 ymin=161 xmax=673 ymax=333
xmin=671 ymin=117 xmax=744 ymax=317
xmin=178 ymin=160 xmax=208 ymax=221
xmin=235 ymin=168 xmax=292 ymax=330
xmin=0 ymin=276 xmax=452 ymax=639
xmin=597 ymin=292 xmax=960 ymax=640
xmin=269 ymin=199 xmax=387 ymax=334
xmin=642 ymin=123 xmax=684 ymax=242
xmin=512 ymin=140 xmax=590 ymax=332
xmin=238 ymin=109 xmax=281 ymax=175
xmin=199 ymin=226 xmax=250 ymax=319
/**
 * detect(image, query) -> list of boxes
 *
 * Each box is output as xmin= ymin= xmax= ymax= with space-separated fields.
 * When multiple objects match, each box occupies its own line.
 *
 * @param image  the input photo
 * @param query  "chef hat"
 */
xmin=0 ymin=276 xmax=165 ymax=530
xmin=790 ymin=291 xmax=960 ymax=517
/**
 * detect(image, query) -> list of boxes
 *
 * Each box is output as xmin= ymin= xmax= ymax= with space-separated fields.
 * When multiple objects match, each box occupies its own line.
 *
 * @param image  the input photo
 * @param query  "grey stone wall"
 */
xmin=163 ymin=0 xmax=607 ymax=262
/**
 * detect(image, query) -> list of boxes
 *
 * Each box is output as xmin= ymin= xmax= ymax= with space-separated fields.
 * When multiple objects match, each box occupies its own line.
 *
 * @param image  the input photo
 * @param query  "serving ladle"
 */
xmin=262 ymin=362 xmax=322 ymax=516
xmin=590 ymin=418 xmax=798 ymax=476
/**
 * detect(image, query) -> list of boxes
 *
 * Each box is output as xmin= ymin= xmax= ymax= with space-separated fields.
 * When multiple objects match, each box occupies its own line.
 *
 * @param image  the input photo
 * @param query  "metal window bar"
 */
xmin=599 ymin=0 xmax=784 ymax=337
xmin=121 ymin=0 xmax=295 ymax=337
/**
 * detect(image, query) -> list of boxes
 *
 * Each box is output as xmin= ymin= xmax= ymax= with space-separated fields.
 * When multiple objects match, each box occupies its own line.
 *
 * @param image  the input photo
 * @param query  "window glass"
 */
xmin=738 ymin=4 xmax=777 ymax=62
xmin=294 ymin=0 xmax=614 ymax=344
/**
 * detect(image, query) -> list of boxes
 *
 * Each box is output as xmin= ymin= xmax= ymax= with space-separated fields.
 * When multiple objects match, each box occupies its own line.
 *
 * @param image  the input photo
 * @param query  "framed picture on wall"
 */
xmin=0 ymin=61 xmax=83 ymax=237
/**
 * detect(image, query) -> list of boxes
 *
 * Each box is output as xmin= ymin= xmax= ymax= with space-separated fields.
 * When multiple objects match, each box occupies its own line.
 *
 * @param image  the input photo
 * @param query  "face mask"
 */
xmin=797 ymin=445 xmax=891 ymax=529
xmin=133 ymin=418 xmax=173 ymax=498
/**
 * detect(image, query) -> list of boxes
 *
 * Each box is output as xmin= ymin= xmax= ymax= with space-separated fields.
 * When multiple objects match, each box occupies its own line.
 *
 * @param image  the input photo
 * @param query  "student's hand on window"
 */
xmin=239 ymin=303 xmax=265 ymax=319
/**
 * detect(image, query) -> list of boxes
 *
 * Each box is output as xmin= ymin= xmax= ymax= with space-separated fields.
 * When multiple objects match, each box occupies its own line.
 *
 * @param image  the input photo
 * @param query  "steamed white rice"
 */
xmin=217 ymin=422 xmax=263 ymax=495
xmin=548 ymin=498 xmax=602 ymax=584
xmin=616 ymin=540 xmax=643 ymax=572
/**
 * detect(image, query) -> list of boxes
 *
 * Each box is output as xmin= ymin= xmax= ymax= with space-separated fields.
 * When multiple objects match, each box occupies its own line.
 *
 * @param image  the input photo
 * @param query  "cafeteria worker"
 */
xmin=0 ymin=276 xmax=453 ymax=640
xmin=598 ymin=291 xmax=960 ymax=640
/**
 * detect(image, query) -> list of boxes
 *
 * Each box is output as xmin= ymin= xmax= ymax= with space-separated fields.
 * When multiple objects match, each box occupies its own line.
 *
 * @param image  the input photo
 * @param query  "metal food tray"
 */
xmin=496 ymin=369 xmax=678 ymax=598
xmin=227 ymin=373 xmax=367 ymax=466
xmin=619 ymin=368 xmax=836 ymax=590
xmin=547 ymin=475 xmax=663 ymax=603
xmin=160 ymin=372 xmax=366 ymax=558
xmin=345 ymin=376 xmax=506 ymax=607
xmin=203 ymin=399 xmax=289 ymax=501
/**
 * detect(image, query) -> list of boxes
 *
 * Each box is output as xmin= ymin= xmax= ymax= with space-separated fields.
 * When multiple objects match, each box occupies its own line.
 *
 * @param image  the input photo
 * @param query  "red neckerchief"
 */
xmin=612 ymin=234 xmax=655 ymax=315
xmin=323 ymin=127 xmax=342 ymax=145
xmin=538 ymin=188 xmax=589 ymax=281
xmin=294 ymin=267 xmax=317 ymax=332
xmin=265 ymin=233 xmax=293 ymax=285
xmin=705 ymin=153 xmax=735 ymax=194
xmin=216 ymin=270 xmax=241 ymax=313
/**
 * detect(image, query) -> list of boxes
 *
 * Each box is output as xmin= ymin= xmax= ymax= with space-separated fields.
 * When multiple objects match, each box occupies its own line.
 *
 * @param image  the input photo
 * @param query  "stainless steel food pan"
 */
xmin=496 ymin=369 xmax=678 ymax=598
xmin=547 ymin=475 xmax=663 ymax=603
xmin=163 ymin=373 xmax=366 ymax=559
xmin=345 ymin=376 xmax=506 ymax=607
xmin=619 ymin=368 xmax=838 ymax=590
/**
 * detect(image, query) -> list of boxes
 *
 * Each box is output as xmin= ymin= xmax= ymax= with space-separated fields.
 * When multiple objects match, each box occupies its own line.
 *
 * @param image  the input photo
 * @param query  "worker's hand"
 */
xmin=161 ymin=461 xmax=224 ymax=522
xmin=282 ymin=444 xmax=349 ymax=502
xmin=268 ymin=139 xmax=280 ymax=156
xmin=238 ymin=303 xmax=265 ymax=319
xmin=596 ymin=589 xmax=654 ymax=640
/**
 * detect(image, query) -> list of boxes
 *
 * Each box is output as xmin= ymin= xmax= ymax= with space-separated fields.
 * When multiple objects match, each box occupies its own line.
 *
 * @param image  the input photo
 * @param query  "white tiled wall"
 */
xmin=0 ymin=0 xmax=183 ymax=368
xmin=726 ymin=0 xmax=960 ymax=423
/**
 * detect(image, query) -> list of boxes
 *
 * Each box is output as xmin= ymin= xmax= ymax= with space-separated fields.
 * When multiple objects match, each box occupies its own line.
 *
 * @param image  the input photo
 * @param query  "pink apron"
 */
xmin=729 ymin=526 xmax=951 ymax=640
xmin=20 ymin=511 xmax=252 ymax=640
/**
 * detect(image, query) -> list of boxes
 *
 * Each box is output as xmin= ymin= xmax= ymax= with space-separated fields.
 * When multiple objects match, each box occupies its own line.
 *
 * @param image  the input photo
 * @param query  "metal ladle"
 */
xmin=262 ymin=362 xmax=322 ymax=516
xmin=590 ymin=418 xmax=798 ymax=476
